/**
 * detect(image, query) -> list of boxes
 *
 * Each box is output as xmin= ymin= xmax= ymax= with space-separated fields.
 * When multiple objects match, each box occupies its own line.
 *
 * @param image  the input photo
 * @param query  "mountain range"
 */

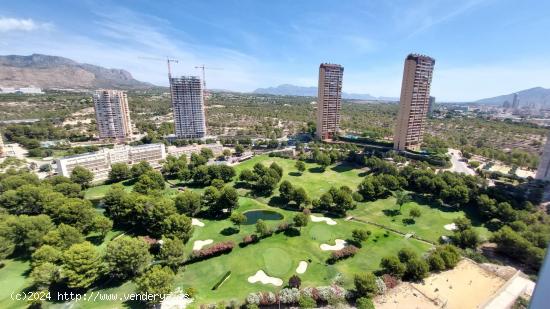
xmin=253 ymin=84 xmax=398 ymax=101
xmin=1 ymin=54 xmax=549 ymax=107
xmin=0 ymin=54 xmax=152 ymax=89
xmin=475 ymin=87 xmax=550 ymax=107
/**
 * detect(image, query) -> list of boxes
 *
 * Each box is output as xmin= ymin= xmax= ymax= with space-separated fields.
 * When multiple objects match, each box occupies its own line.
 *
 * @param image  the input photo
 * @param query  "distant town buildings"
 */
xmin=0 ymin=86 xmax=43 ymax=94
xmin=56 ymin=143 xmax=166 ymax=182
xmin=512 ymin=93 xmax=520 ymax=109
xmin=93 ymin=90 xmax=133 ymax=141
xmin=428 ymin=96 xmax=436 ymax=118
xmin=536 ymin=132 xmax=550 ymax=181
xmin=316 ymin=63 xmax=344 ymax=140
xmin=393 ymin=54 xmax=435 ymax=151
xmin=170 ymin=76 xmax=207 ymax=139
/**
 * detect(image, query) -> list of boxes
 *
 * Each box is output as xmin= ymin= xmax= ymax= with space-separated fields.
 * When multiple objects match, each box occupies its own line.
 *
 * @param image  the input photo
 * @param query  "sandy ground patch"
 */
xmin=374 ymin=283 xmax=438 ymax=309
xmin=191 ymin=218 xmax=205 ymax=227
xmin=320 ymin=239 xmax=346 ymax=251
xmin=247 ymin=270 xmax=283 ymax=286
xmin=296 ymin=261 xmax=308 ymax=274
xmin=412 ymin=259 xmax=506 ymax=309
xmin=192 ymin=239 xmax=213 ymax=250
xmin=310 ymin=214 xmax=337 ymax=225
xmin=444 ymin=223 xmax=457 ymax=231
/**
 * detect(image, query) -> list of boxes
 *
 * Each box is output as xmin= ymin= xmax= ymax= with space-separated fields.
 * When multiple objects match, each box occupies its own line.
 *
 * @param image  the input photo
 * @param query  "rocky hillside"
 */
xmin=476 ymin=87 xmax=550 ymax=107
xmin=0 ymin=54 xmax=152 ymax=89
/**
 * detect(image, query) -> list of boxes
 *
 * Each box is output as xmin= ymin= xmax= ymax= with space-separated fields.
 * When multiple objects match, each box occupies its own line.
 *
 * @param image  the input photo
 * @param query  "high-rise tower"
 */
xmin=393 ymin=54 xmax=435 ymax=151
xmin=536 ymin=132 xmax=550 ymax=181
xmin=93 ymin=90 xmax=132 ymax=141
xmin=170 ymin=76 xmax=207 ymax=139
xmin=316 ymin=63 xmax=344 ymax=140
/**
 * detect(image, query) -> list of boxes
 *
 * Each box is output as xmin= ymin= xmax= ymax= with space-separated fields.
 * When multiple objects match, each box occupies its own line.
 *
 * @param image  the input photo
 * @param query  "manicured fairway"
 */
xmin=349 ymin=197 xmax=491 ymax=242
xmin=233 ymin=155 xmax=365 ymax=199
xmin=173 ymin=197 xmax=431 ymax=304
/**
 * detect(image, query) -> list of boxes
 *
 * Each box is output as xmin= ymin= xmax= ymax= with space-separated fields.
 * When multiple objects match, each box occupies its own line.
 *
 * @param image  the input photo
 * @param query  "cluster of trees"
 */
xmin=278 ymin=180 xmax=309 ymax=209
xmin=239 ymin=162 xmax=283 ymax=195
xmin=0 ymin=172 xmax=112 ymax=259
xmin=103 ymin=185 xmax=193 ymax=240
xmin=29 ymin=232 xmax=180 ymax=305
xmin=106 ymin=152 xmax=236 ymax=192
xmin=379 ymin=245 xmax=460 ymax=283
xmin=311 ymin=186 xmax=356 ymax=216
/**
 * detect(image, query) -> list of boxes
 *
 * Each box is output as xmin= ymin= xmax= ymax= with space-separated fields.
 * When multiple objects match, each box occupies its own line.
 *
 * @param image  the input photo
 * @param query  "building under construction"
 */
xmin=393 ymin=54 xmax=435 ymax=151
xmin=316 ymin=63 xmax=344 ymax=140
xmin=170 ymin=76 xmax=207 ymax=139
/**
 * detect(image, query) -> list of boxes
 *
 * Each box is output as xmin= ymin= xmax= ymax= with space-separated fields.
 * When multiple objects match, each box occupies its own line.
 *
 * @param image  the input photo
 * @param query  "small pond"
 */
xmin=243 ymin=210 xmax=284 ymax=225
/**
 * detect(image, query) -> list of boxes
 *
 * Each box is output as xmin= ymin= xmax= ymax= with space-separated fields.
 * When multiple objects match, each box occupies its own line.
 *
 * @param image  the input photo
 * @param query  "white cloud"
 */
xmin=0 ymin=17 xmax=51 ymax=32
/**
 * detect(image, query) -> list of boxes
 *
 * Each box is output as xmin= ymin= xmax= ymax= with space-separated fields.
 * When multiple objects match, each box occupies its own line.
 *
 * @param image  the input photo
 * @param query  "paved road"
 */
xmin=447 ymin=148 xmax=476 ymax=176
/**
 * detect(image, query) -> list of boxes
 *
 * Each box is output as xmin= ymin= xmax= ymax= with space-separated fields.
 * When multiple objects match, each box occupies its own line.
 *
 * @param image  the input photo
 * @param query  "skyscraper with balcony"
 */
xmin=170 ymin=76 xmax=207 ymax=139
xmin=93 ymin=90 xmax=132 ymax=141
xmin=536 ymin=132 xmax=550 ymax=181
xmin=316 ymin=63 xmax=344 ymax=140
xmin=393 ymin=54 xmax=435 ymax=151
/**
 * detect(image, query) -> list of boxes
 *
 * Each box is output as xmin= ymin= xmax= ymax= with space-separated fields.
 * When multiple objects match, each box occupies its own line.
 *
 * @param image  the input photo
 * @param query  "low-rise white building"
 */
xmin=56 ymin=143 xmax=166 ymax=182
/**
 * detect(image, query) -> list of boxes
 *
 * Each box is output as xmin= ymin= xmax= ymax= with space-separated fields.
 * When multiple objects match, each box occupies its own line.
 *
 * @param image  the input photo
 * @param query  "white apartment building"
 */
xmin=166 ymin=143 xmax=223 ymax=158
xmin=170 ymin=76 xmax=207 ymax=139
xmin=93 ymin=90 xmax=133 ymax=141
xmin=56 ymin=143 xmax=166 ymax=182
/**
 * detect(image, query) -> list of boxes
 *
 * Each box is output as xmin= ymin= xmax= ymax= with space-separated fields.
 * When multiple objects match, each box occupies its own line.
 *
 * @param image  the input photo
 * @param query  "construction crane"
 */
xmin=194 ymin=65 xmax=223 ymax=98
xmin=138 ymin=56 xmax=179 ymax=79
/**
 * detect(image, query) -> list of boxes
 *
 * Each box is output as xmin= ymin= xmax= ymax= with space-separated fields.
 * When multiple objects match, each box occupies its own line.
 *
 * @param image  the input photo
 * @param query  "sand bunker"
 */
xmin=192 ymin=239 xmax=213 ymax=250
xmin=320 ymin=239 xmax=346 ymax=251
xmin=296 ymin=261 xmax=308 ymax=274
xmin=310 ymin=214 xmax=337 ymax=225
xmin=444 ymin=223 xmax=457 ymax=231
xmin=191 ymin=218 xmax=205 ymax=227
xmin=247 ymin=270 xmax=283 ymax=286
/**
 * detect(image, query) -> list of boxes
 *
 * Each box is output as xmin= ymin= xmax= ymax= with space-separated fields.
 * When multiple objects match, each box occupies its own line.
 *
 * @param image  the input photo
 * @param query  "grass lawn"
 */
xmin=0 ymin=260 xmax=32 ymax=309
xmin=233 ymin=155 xmax=365 ymax=200
xmin=174 ymin=197 xmax=431 ymax=305
xmin=349 ymin=197 xmax=491 ymax=243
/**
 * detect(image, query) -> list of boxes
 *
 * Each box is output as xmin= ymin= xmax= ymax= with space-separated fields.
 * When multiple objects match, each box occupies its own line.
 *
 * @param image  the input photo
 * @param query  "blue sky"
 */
xmin=1 ymin=0 xmax=550 ymax=101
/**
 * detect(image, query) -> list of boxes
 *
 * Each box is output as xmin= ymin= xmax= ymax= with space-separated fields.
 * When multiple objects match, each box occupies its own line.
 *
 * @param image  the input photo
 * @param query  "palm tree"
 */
xmin=394 ymin=190 xmax=411 ymax=212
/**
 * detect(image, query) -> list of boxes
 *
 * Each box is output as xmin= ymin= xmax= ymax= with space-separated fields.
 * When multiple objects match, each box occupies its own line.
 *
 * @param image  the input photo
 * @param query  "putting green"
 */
xmin=309 ymin=224 xmax=335 ymax=242
xmin=262 ymin=247 xmax=292 ymax=276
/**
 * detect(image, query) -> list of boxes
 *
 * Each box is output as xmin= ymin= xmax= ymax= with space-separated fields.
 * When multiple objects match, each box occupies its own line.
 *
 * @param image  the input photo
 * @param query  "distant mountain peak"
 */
xmin=476 ymin=87 xmax=550 ymax=107
xmin=253 ymin=84 xmax=397 ymax=101
xmin=0 ymin=54 xmax=153 ymax=89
